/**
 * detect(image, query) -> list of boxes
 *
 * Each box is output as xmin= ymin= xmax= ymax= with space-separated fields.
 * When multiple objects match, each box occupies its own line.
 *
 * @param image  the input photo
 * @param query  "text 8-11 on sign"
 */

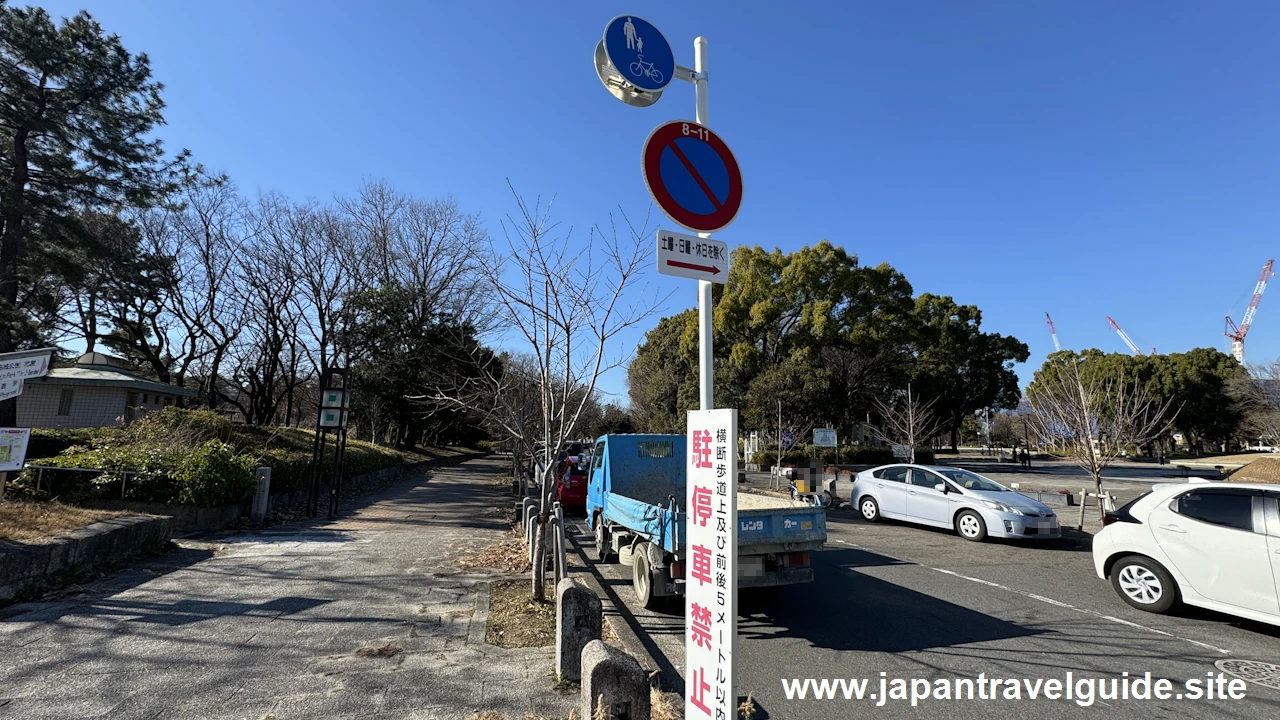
xmin=686 ymin=408 xmax=738 ymax=719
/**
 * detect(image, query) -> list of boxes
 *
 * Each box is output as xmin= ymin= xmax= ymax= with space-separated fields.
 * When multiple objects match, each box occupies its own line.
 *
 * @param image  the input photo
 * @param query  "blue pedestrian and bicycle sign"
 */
xmin=603 ymin=15 xmax=675 ymax=93
xmin=642 ymin=120 xmax=743 ymax=233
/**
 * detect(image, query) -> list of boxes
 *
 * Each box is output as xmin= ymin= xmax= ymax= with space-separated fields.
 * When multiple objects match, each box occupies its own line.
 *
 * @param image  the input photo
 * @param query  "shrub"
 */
xmin=173 ymin=440 xmax=257 ymax=507
xmin=26 ymin=428 xmax=100 ymax=459
xmin=122 ymin=407 xmax=233 ymax=449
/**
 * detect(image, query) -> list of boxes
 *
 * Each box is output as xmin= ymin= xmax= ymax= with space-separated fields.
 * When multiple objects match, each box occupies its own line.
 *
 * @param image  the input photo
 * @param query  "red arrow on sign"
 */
xmin=666 ymin=259 xmax=720 ymax=275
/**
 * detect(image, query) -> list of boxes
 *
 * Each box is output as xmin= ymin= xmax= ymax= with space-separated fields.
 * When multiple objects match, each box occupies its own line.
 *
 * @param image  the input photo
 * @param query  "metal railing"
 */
xmin=23 ymin=464 xmax=142 ymax=499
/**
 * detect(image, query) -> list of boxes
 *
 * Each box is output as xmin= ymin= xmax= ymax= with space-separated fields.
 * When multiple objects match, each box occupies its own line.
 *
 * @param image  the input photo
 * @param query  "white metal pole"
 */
xmin=695 ymin=36 xmax=713 ymax=412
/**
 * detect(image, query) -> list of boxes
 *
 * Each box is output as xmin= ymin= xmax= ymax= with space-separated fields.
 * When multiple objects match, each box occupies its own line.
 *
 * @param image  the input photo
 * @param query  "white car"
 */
xmin=851 ymin=464 xmax=1061 ymax=541
xmin=1093 ymin=480 xmax=1280 ymax=626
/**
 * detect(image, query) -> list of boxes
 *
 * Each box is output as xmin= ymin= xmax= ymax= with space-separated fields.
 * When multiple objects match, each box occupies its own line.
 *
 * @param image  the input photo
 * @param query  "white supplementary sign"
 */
xmin=813 ymin=428 xmax=837 ymax=448
xmin=658 ymin=229 xmax=729 ymax=284
xmin=0 ymin=428 xmax=32 ymax=472
xmin=0 ymin=378 xmax=23 ymax=402
xmin=686 ymin=408 xmax=738 ymax=720
xmin=0 ymin=348 xmax=52 ymax=385
xmin=892 ymin=444 xmax=911 ymax=459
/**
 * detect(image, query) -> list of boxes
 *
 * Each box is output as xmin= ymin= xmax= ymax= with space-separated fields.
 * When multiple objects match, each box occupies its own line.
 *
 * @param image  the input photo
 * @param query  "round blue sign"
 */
xmin=603 ymin=15 xmax=674 ymax=93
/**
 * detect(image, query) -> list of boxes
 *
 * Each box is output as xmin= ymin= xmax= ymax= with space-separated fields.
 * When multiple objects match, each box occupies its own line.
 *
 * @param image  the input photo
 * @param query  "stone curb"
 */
xmin=564 ymin=525 xmax=673 ymax=690
xmin=0 ymin=514 xmax=173 ymax=604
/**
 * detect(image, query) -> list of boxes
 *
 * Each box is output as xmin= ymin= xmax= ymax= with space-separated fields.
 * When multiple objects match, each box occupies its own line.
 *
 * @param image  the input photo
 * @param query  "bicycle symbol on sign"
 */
xmin=629 ymin=54 xmax=663 ymax=84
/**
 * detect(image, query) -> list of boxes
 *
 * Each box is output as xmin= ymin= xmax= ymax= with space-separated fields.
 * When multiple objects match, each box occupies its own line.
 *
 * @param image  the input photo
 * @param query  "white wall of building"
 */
xmin=17 ymin=385 xmax=128 ymax=429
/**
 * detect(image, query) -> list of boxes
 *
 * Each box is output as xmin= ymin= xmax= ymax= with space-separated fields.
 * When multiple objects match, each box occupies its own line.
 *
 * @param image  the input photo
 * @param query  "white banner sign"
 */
xmin=892 ymin=444 xmax=911 ymax=459
xmin=813 ymin=428 xmax=837 ymax=448
xmin=658 ymin=229 xmax=729 ymax=284
xmin=0 ymin=428 xmax=32 ymax=472
xmin=686 ymin=408 xmax=738 ymax=720
xmin=0 ymin=348 xmax=52 ymax=384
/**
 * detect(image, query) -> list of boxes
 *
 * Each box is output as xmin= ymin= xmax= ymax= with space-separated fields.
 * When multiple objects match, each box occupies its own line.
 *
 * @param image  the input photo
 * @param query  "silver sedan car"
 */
xmin=851 ymin=464 xmax=1060 ymax=541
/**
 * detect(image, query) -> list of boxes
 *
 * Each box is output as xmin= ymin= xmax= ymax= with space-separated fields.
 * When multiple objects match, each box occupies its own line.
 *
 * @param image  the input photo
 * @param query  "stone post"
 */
xmin=556 ymin=578 xmax=601 ymax=682
xmin=250 ymin=467 xmax=272 ymax=522
xmin=580 ymin=639 xmax=649 ymax=720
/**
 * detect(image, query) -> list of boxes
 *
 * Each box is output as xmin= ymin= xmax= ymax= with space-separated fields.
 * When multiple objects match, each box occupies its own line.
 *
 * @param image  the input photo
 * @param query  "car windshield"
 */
xmin=935 ymin=468 xmax=1006 ymax=492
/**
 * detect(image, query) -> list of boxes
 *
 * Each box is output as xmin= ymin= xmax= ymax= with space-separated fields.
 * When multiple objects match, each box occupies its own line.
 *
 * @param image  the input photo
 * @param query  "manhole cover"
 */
xmin=1216 ymin=659 xmax=1280 ymax=690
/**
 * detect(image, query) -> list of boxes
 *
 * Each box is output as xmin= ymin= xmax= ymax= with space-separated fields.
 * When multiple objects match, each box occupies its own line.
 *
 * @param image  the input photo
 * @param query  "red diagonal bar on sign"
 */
xmin=666 ymin=139 xmax=723 ymax=211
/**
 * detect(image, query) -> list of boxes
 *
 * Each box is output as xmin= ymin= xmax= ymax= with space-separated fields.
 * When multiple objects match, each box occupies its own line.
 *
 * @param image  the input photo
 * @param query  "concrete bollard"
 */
xmin=556 ymin=578 xmax=602 ymax=682
xmin=580 ymin=640 xmax=649 ymax=720
xmin=250 ymin=467 xmax=272 ymax=522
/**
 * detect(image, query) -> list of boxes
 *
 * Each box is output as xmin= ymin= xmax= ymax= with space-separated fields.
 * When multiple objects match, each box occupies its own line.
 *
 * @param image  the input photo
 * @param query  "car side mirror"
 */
xmin=934 ymin=483 xmax=947 ymax=493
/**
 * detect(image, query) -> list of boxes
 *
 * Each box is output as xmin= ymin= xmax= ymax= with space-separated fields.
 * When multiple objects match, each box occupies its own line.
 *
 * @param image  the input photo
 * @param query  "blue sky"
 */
xmin=41 ymin=1 xmax=1280 ymax=403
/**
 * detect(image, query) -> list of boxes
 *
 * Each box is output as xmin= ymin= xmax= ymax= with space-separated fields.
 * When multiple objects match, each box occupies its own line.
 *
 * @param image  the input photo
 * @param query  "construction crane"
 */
xmin=1045 ymin=312 xmax=1061 ymax=351
xmin=1225 ymin=259 xmax=1275 ymax=363
xmin=1106 ymin=316 xmax=1149 ymax=357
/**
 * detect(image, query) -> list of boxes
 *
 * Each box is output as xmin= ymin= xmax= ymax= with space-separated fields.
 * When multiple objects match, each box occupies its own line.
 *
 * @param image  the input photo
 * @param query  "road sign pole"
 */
xmin=694 ymin=36 xmax=714 ymax=412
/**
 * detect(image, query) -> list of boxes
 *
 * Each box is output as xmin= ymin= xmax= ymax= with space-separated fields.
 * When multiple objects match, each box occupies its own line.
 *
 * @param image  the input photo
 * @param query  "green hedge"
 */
xmin=14 ymin=409 xmax=412 ymax=507
xmin=755 ymin=446 xmax=936 ymax=467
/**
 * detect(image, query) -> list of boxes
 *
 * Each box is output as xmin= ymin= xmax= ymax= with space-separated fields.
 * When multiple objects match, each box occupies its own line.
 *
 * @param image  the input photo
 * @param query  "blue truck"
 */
xmin=585 ymin=433 xmax=827 ymax=608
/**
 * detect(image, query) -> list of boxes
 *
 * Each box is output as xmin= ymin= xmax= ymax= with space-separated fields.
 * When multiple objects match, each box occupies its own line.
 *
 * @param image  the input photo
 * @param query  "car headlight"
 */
xmin=980 ymin=499 xmax=1023 ymax=515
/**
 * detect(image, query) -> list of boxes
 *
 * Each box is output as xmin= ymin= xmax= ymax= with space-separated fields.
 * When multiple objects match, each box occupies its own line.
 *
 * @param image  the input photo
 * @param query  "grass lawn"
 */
xmin=0 ymin=500 xmax=126 ymax=543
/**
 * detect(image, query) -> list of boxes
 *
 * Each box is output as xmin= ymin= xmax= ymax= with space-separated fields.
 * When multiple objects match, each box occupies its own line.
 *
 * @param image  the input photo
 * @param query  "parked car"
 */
xmin=1093 ymin=480 xmax=1280 ymax=626
xmin=555 ymin=454 xmax=590 ymax=507
xmin=851 ymin=464 xmax=1060 ymax=541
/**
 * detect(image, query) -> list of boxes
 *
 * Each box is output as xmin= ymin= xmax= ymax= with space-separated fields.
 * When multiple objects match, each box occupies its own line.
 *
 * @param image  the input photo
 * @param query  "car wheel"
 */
xmin=859 ymin=496 xmax=880 ymax=522
xmin=956 ymin=510 xmax=987 ymax=541
xmin=594 ymin=519 xmax=614 ymax=563
xmin=1110 ymin=555 xmax=1178 ymax=613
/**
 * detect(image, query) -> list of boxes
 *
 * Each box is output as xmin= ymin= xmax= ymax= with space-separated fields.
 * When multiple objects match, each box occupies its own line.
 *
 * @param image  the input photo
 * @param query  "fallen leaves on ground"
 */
xmin=459 ymin=537 xmax=530 ymax=573
xmin=355 ymin=642 xmax=403 ymax=658
xmin=487 ymin=579 xmax=555 ymax=648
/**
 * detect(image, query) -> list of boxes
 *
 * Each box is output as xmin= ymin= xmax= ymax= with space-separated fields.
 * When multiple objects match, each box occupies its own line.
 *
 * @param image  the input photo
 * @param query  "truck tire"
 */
xmin=633 ymin=543 xmax=663 ymax=610
xmin=618 ymin=541 xmax=636 ymax=567
xmin=594 ymin=520 xmax=614 ymax=563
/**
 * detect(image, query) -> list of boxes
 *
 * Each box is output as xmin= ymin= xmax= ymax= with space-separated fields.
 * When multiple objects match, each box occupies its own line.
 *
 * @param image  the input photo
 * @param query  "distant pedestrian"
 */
xmin=1021 ymin=448 xmax=1030 ymax=469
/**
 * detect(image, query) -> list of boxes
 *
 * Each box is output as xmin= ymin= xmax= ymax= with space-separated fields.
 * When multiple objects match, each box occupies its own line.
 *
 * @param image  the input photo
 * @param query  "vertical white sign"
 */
xmin=686 ymin=408 xmax=737 ymax=720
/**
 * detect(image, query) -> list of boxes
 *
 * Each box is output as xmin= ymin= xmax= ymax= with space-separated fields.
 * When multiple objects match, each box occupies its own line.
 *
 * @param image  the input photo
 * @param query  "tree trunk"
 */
xmin=530 ymin=520 xmax=547 ymax=601
xmin=1093 ymin=470 xmax=1106 ymax=522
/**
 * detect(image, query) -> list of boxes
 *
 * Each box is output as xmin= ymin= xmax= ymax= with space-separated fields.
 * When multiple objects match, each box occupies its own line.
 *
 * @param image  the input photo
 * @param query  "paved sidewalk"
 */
xmin=0 ymin=457 xmax=574 ymax=720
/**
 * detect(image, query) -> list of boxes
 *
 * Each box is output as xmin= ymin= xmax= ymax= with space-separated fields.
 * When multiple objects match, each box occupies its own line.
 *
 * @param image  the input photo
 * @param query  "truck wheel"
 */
xmin=633 ymin=543 xmax=662 ymax=610
xmin=594 ymin=519 xmax=614 ymax=563
xmin=618 ymin=542 xmax=636 ymax=567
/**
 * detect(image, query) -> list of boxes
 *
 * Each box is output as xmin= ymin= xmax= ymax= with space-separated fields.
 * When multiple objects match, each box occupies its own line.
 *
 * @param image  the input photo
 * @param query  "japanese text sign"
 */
xmin=0 ymin=348 xmax=51 ymax=385
xmin=686 ymin=408 xmax=738 ymax=720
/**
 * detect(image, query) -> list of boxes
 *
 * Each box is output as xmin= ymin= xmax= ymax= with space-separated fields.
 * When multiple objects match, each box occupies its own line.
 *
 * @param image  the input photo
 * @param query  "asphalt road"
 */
xmin=575 ymin=480 xmax=1280 ymax=719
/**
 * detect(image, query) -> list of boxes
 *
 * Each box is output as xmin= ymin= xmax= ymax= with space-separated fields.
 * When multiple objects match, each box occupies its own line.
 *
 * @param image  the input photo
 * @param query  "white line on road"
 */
xmin=828 ymin=538 xmax=1231 ymax=655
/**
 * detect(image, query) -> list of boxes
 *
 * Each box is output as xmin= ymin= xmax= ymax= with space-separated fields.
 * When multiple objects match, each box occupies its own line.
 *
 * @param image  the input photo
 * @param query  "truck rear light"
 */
xmin=785 ymin=552 xmax=809 ymax=568
xmin=671 ymin=561 xmax=684 ymax=578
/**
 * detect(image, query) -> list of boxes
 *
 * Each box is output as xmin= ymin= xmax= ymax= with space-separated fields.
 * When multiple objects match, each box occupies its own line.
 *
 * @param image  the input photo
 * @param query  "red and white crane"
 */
xmin=1225 ymin=259 xmax=1275 ymax=363
xmin=1106 ymin=316 xmax=1154 ymax=357
xmin=1045 ymin=312 xmax=1061 ymax=352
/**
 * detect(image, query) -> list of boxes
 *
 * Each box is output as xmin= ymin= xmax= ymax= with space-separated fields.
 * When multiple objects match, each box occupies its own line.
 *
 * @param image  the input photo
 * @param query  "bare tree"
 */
xmin=1028 ymin=360 xmax=1177 ymax=518
xmin=872 ymin=384 xmax=945 ymax=464
xmin=1229 ymin=360 xmax=1280 ymax=447
xmin=153 ymin=173 xmax=247 ymax=400
xmin=438 ymin=186 xmax=660 ymax=601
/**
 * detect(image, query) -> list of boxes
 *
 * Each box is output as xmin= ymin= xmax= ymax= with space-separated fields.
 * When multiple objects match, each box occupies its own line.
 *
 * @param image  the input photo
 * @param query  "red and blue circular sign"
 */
xmin=642 ymin=120 xmax=743 ymax=234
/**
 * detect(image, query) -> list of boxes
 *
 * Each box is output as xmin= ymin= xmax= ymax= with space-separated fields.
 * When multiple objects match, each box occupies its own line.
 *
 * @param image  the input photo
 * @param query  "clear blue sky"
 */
xmin=42 ymin=1 xmax=1280 ymax=403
